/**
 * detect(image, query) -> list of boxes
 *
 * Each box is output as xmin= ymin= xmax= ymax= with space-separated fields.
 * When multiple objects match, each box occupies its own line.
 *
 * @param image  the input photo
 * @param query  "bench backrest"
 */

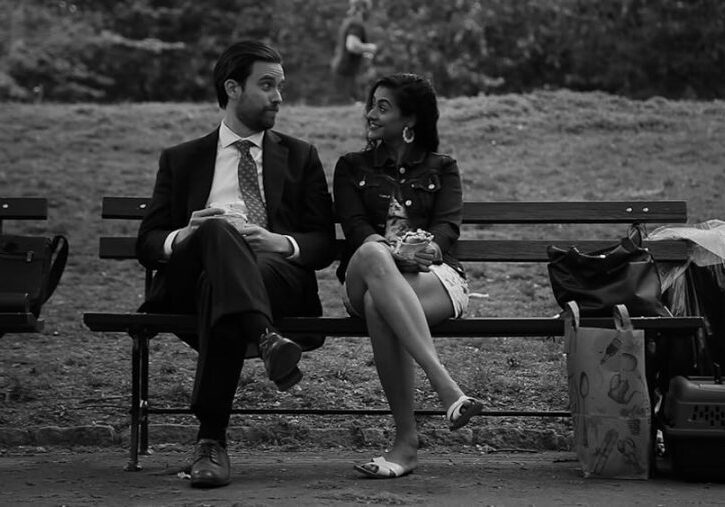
xmin=0 ymin=197 xmax=48 ymax=233
xmin=98 ymin=197 xmax=690 ymax=264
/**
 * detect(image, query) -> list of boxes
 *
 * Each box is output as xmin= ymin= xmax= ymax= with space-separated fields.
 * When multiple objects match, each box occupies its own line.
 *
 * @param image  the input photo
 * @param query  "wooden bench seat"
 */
xmin=0 ymin=197 xmax=48 ymax=335
xmin=83 ymin=197 xmax=704 ymax=470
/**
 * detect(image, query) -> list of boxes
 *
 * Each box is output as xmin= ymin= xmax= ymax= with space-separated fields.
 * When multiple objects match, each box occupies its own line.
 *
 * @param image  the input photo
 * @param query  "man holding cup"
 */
xmin=136 ymin=40 xmax=336 ymax=488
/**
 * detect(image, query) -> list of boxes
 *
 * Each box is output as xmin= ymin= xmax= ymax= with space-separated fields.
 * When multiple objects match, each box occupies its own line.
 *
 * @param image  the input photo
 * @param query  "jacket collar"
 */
xmin=188 ymin=130 xmax=220 ymax=213
xmin=219 ymin=121 xmax=265 ymax=149
xmin=261 ymin=130 xmax=287 ymax=221
xmin=371 ymin=142 xmax=427 ymax=169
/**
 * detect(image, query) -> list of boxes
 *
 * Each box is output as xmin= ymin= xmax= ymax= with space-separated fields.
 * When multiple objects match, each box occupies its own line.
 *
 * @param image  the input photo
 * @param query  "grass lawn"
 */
xmin=1 ymin=90 xmax=724 ymax=446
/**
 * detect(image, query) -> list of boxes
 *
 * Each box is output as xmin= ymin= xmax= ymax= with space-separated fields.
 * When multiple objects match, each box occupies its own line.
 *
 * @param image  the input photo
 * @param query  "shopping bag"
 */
xmin=548 ymin=225 xmax=667 ymax=317
xmin=564 ymin=301 xmax=652 ymax=479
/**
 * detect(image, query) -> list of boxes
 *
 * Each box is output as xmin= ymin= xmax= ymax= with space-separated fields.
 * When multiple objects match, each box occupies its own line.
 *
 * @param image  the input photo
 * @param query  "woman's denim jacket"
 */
xmin=333 ymin=145 xmax=465 ymax=282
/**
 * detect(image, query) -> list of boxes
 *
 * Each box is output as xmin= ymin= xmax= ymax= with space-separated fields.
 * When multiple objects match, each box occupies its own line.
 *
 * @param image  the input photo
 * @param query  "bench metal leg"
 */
xmin=125 ymin=332 xmax=143 ymax=471
xmin=139 ymin=334 xmax=150 ymax=456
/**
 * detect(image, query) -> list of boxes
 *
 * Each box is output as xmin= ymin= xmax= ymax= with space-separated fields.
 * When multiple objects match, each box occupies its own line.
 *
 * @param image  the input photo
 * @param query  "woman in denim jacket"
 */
xmin=333 ymin=73 xmax=483 ymax=478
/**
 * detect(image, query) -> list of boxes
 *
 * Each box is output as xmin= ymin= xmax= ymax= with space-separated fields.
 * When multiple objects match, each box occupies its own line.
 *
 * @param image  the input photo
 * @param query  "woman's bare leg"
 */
xmin=345 ymin=242 xmax=464 ymax=410
xmin=363 ymin=291 xmax=418 ymax=470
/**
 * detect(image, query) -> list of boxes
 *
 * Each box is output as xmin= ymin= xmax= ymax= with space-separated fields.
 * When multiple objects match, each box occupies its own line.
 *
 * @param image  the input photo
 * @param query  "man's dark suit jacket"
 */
xmin=136 ymin=128 xmax=336 ymax=323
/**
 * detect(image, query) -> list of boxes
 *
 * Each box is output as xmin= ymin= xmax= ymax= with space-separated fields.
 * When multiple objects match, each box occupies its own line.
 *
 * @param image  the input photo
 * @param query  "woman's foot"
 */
xmin=354 ymin=456 xmax=415 ymax=479
xmin=354 ymin=437 xmax=418 ymax=479
xmin=446 ymin=395 xmax=484 ymax=430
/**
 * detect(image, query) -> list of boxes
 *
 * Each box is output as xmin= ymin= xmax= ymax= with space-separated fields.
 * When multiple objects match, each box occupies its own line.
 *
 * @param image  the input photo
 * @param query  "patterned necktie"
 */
xmin=235 ymin=140 xmax=268 ymax=228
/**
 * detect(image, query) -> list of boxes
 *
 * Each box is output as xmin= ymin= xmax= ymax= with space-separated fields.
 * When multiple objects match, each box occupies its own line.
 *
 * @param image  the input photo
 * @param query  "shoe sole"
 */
xmin=267 ymin=340 xmax=302 ymax=381
xmin=274 ymin=366 xmax=303 ymax=391
xmin=190 ymin=478 xmax=231 ymax=488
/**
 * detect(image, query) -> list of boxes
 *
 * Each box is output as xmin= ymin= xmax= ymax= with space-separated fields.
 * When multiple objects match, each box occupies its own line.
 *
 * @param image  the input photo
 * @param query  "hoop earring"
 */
xmin=402 ymin=126 xmax=415 ymax=144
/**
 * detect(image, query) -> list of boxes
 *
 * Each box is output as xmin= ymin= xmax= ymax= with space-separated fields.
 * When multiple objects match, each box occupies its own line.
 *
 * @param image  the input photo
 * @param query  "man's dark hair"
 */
xmin=213 ymin=40 xmax=282 ymax=108
xmin=366 ymin=73 xmax=440 ymax=153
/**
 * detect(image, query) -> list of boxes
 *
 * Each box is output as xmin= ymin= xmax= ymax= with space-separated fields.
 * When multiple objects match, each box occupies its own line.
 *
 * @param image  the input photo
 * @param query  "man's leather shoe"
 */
xmin=259 ymin=330 xmax=302 ymax=390
xmin=190 ymin=439 xmax=230 ymax=488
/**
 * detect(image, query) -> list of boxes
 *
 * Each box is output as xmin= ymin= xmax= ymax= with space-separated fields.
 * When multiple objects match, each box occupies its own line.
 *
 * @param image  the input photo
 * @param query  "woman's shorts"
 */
xmin=341 ymin=262 xmax=469 ymax=319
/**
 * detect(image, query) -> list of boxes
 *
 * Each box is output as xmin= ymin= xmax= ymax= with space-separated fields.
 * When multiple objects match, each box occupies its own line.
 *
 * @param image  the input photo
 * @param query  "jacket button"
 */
xmin=405 ymin=200 xmax=412 ymax=206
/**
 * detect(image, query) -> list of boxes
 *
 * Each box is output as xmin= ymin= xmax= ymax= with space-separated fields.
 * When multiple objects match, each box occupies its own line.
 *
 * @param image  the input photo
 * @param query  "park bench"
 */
xmin=0 ymin=197 xmax=48 ymax=335
xmin=83 ymin=197 xmax=705 ymax=470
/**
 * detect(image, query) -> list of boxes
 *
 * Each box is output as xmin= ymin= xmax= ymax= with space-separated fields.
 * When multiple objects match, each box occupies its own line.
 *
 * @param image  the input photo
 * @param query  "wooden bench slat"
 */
xmin=462 ymin=201 xmax=687 ymax=224
xmin=102 ymin=197 xmax=151 ymax=219
xmin=102 ymin=198 xmax=688 ymax=224
xmin=0 ymin=198 xmax=48 ymax=219
xmin=0 ymin=313 xmax=44 ymax=333
xmin=452 ymin=239 xmax=691 ymax=262
xmin=100 ymin=236 xmax=692 ymax=262
xmin=83 ymin=312 xmax=705 ymax=336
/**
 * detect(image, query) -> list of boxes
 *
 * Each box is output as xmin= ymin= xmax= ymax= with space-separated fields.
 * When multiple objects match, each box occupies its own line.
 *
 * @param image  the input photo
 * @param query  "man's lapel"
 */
xmin=262 ymin=130 xmax=287 ymax=222
xmin=187 ymin=130 xmax=219 ymax=212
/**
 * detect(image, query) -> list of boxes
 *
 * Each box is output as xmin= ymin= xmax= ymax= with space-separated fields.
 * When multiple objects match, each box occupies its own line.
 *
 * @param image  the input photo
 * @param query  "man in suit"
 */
xmin=136 ymin=40 xmax=336 ymax=488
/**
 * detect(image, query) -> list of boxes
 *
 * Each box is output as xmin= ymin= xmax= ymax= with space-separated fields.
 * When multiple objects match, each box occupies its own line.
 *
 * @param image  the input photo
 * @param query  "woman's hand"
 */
xmin=392 ymin=252 xmax=421 ymax=272
xmin=394 ymin=241 xmax=442 ymax=273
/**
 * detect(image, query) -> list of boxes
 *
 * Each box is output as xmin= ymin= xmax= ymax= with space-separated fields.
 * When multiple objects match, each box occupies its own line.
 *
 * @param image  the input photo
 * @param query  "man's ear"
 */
xmin=224 ymin=79 xmax=242 ymax=100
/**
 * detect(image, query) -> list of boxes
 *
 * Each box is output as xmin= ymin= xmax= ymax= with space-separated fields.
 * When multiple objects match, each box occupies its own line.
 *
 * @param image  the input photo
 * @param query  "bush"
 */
xmin=2 ymin=0 xmax=724 ymax=102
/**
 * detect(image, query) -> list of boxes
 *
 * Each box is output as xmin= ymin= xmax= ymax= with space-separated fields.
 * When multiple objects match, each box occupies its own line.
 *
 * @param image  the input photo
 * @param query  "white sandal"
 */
xmin=446 ymin=395 xmax=484 ymax=430
xmin=354 ymin=456 xmax=414 ymax=479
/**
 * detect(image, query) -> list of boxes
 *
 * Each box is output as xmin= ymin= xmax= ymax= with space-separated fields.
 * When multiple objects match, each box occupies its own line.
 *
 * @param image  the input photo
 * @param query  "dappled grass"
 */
xmin=1 ymin=90 xmax=724 ymax=440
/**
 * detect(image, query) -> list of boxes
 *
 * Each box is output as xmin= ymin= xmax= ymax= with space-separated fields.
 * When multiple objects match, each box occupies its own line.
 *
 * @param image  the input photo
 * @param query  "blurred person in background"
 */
xmin=330 ymin=0 xmax=378 ymax=103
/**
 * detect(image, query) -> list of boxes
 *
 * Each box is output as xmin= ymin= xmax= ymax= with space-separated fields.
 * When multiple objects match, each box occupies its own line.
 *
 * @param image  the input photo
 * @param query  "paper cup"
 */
xmin=210 ymin=202 xmax=248 ymax=228
xmin=395 ymin=240 xmax=429 ymax=259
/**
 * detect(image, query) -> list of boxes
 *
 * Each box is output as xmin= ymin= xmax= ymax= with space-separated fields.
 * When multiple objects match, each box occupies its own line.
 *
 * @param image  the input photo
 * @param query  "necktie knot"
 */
xmin=235 ymin=139 xmax=255 ymax=154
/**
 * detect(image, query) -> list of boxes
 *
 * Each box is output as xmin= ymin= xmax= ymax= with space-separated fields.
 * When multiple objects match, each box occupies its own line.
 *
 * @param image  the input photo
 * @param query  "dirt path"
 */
xmin=2 ymin=447 xmax=724 ymax=506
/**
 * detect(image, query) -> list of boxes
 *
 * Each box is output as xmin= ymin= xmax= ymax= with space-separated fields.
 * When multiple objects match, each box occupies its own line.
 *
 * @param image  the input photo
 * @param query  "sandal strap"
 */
xmin=446 ymin=395 xmax=470 ymax=422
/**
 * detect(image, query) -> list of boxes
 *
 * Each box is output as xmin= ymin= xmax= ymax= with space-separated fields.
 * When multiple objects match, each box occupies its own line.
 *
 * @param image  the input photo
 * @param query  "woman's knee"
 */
xmin=349 ymin=241 xmax=394 ymax=276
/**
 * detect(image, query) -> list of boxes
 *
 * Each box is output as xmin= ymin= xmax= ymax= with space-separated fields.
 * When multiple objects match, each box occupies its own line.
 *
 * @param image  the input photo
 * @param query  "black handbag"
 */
xmin=0 ymin=234 xmax=69 ymax=317
xmin=547 ymin=225 xmax=668 ymax=317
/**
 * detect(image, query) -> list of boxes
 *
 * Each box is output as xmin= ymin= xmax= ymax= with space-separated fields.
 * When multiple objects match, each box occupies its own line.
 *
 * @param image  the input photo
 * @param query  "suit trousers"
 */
xmin=164 ymin=219 xmax=312 ymax=434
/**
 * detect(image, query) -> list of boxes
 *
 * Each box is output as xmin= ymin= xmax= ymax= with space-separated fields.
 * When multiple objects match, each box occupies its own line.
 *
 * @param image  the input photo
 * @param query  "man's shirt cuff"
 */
xmin=163 ymin=229 xmax=182 ymax=259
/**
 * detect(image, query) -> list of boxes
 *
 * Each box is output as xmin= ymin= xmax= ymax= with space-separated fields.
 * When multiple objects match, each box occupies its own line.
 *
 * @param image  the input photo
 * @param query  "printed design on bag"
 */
xmin=592 ymin=428 xmax=619 ymax=474
xmin=618 ymin=437 xmax=647 ymax=475
xmin=608 ymin=373 xmax=636 ymax=405
xmin=578 ymin=372 xmax=590 ymax=447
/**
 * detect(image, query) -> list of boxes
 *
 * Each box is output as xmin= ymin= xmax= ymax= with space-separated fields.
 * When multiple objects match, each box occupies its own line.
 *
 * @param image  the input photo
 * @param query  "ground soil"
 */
xmin=2 ymin=446 xmax=725 ymax=506
xmin=1 ymin=90 xmax=724 ymax=453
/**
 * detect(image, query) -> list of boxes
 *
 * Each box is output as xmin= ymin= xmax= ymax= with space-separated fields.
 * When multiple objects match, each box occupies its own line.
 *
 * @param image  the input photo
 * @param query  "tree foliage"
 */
xmin=1 ymin=0 xmax=723 ymax=102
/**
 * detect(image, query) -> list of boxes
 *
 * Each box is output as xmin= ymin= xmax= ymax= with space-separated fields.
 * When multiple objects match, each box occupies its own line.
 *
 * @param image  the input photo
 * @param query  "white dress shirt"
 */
xmin=163 ymin=122 xmax=299 ymax=259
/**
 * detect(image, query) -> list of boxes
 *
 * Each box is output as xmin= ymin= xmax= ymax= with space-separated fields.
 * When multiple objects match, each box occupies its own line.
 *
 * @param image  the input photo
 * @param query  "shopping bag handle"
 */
xmin=565 ymin=301 xmax=581 ymax=330
xmin=565 ymin=301 xmax=633 ymax=331
xmin=613 ymin=304 xmax=632 ymax=332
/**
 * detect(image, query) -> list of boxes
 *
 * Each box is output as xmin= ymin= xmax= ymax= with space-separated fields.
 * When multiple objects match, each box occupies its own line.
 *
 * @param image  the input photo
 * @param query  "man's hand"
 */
xmin=239 ymin=224 xmax=293 ymax=255
xmin=174 ymin=207 xmax=225 ymax=246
